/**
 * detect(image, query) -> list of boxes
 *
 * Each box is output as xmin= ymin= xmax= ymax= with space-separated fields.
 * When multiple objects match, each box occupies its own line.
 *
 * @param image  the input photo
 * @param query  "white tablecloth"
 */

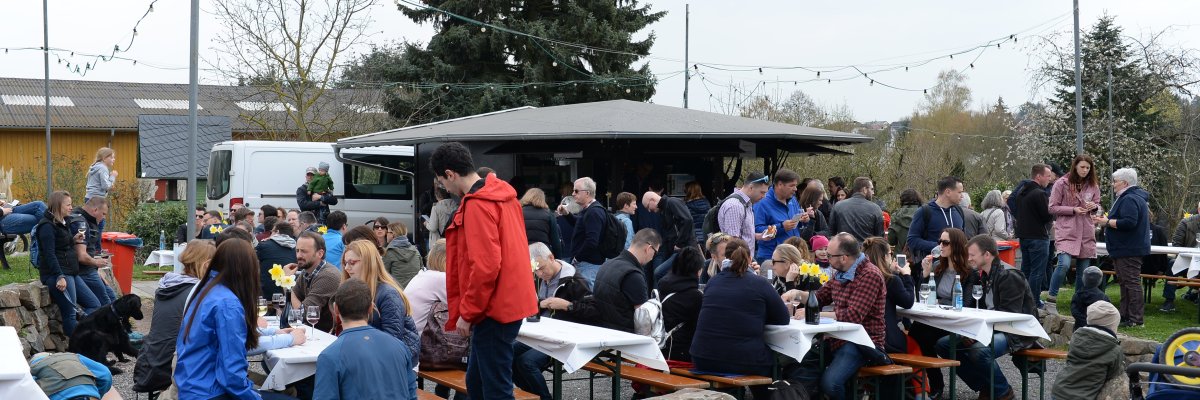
xmin=0 ymin=327 xmax=49 ymax=400
xmin=898 ymin=304 xmax=1048 ymax=345
xmin=262 ymin=328 xmax=338 ymax=391
xmin=764 ymin=318 xmax=875 ymax=361
xmin=145 ymin=248 xmax=185 ymax=273
xmin=516 ymin=317 xmax=669 ymax=373
xmin=1095 ymin=242 xmax=1200 ymax=278
xmin=1172 ymin=254 xmax=1200 ymax=279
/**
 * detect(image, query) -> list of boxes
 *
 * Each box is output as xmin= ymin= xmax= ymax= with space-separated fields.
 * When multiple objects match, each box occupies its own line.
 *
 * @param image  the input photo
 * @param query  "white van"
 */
xmin=206 ymin=140 xmax=415 ymax=228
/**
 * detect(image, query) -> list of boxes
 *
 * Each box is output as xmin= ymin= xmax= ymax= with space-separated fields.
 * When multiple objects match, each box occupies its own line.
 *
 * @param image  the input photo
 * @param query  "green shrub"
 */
xmin=125 ymin=202 xmax=187 ymax=261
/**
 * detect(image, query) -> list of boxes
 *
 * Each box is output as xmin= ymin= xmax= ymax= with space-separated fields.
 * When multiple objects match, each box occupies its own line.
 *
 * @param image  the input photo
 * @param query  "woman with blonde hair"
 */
xmin=769 ymin=243 xmax=806 ymax=294
xmin=133 ymin=240 xmax=215 ymax=393
xmin=521 ymin=188 xmax=563 ymax=257
xmin=383 ymin=221 xmax=422 ymax=288
xmin=86 ymin=147 xmax=117 ymax=202
xmin=341 ymin=239 xmax=420 ymax=357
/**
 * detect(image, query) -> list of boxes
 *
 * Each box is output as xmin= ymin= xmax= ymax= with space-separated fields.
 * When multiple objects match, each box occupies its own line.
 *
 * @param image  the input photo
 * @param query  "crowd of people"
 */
xmin=9 ymin=142 xmax=1196 ymax=400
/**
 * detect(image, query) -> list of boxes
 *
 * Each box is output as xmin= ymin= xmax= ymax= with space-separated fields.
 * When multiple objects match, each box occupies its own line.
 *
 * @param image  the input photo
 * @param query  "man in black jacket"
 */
xmin=296 ymin=167 xmax=337 ymax=222
xmin=1015 ymin=164 xmax=1055 ymax=308
xmin=938 ymin=235 xmax=1037 ymax=400
xmin=643 ymin=191 xmax=695 ymax=288
xmin=563 ymin=177 xmax=607 ymax=286
xmin=256 ymin=223 xmax=298 ymax=302
xmin=593 ymin=229 xmax=659 ymax=333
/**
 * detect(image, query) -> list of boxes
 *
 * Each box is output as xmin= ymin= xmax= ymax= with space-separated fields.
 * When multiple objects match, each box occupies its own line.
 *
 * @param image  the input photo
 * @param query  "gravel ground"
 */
xmin=112 ymin=281 xmax=1063 ymax=400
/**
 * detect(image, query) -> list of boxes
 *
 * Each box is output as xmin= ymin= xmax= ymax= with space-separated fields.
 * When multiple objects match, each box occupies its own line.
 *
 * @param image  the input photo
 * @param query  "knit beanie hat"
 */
xmin=318 ymin=161 xmax=330 ymax=171
xmin=1086 ymin=300 xmax=1120 ymax=333
xmin=1082 ymin=266 xmax=1103 ymax=289
xmin=809 ymin=235 xmax=829 ymax=251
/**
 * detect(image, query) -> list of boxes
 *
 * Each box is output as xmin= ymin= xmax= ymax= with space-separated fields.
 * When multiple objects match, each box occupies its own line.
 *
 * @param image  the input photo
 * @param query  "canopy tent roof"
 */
xmin=336 ymin=100 xmax=870 ymax=154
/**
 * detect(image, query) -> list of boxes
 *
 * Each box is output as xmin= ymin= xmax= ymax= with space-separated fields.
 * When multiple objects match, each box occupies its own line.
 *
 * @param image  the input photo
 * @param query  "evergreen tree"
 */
xmin=364 ymin=0 xmax=665 ymax=124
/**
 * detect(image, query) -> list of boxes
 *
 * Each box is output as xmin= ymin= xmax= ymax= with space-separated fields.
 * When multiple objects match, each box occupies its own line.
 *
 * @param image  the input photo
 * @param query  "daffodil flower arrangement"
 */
xmin=795 ymin=262 xmax=825 ymax=290
xmin=270 ymin=263 xmax=295 ymax=291
xmin=317 ymin=225 xmax=328 ymax=234
xmin=1185 ymin=212 xmax=1193 ymax=219
xmin=208 ymin=224 xmax=224 ymax=235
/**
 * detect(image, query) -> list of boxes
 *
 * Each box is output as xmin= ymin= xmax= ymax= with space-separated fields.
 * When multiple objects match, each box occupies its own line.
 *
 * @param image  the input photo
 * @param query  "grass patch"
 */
xmin=1054 ymin=280 xmax=1198 ymax=343
xmin=0 ymin=254 xmax=157 ymax=285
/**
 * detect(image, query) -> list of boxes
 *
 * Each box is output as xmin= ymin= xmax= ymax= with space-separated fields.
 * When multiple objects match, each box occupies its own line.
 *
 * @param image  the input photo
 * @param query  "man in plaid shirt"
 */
xmin=794 ymin=232 xmax=887 ymax=400
xmin=717 ymin=172 xmax=769 ymax=255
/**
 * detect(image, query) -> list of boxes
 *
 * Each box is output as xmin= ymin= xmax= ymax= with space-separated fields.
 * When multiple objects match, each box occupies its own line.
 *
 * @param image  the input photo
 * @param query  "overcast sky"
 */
xmin=1 ymin=1 xmax=1196 ymax=122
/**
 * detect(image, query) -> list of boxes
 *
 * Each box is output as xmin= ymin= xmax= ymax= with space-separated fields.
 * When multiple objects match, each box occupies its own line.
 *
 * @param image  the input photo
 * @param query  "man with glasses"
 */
xmin=563 ymin=177 xmax=608 ymax=285
xmin=717 ymin=172 xmax=770 ymax=257
xmin=828 ymin=177 xmax=885 ymax=242
xmin=790 ymin=232 xmax=887 ymax=400
xmin=594 ymin=228 xmax=660 ymax=333
xmin=175 ymin=206 xmax=207 ymax=243
xmin=196 ymin=210 xmax=228 ymax=240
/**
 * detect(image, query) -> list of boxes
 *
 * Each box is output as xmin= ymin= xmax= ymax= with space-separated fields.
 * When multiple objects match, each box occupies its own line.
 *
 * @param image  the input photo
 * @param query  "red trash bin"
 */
xmin=997 ymin=240 xmax=1020 ymax=266
xmin=101 ymin=232 xmax=139 ymax=295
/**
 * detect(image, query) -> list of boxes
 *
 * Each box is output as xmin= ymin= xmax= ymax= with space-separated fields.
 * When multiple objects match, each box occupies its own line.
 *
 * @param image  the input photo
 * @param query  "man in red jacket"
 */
xmin=432 ymin=142 xmax=538 ymax=399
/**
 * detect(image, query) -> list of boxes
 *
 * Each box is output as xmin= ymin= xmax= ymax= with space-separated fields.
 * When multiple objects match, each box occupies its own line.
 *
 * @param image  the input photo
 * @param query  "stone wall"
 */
xmin=1038 ymin=308 xmax=1161 ymax=366
xmin=0 ymin=282 xmax=69 ymax=358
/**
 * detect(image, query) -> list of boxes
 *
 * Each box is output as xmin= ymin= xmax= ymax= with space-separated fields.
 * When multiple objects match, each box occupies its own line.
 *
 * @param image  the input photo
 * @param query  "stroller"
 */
xmin=1128 ymin=327 xmax=1200 ymax=400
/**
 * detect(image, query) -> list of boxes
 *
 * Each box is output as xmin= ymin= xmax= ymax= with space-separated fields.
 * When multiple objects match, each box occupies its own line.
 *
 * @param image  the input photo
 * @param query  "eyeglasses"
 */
xmin=827 ymin=253 xmax=848 ymax=258
xmin=938 ymin=239 xmax=952 ymax=245
xmin=373 ymin=225 xmax=387 ymax=230
xmin=650 ymin=245 xmax=661 ymax=258
xmin=749 ymin=175 xmax=770 ymax=184
xmin=344 ymin=258 xmax=361 ymax=267
xmin=771 ymin=259 xmax=787 ymax=264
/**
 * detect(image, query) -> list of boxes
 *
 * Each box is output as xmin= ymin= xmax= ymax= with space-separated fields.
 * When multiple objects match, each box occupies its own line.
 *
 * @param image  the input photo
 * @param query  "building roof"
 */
xmin=138 ymin=115 xmax=232 ymax=179
xmin=337 ymin=100 xmax=871 ymax=151
xmin=0 ymin=77 xmax=391 ymax=133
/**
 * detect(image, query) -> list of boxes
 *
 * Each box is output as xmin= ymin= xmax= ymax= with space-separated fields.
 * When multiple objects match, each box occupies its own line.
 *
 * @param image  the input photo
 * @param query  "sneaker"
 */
xmin=1120 ymin=321 xmax=1145 ymax=328
xmin=1161 ymin=300 xmax=1177 ymax=312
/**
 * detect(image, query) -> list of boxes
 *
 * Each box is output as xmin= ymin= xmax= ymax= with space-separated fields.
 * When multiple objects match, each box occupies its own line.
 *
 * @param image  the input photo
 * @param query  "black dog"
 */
xmin=68 ymin=294 xmax=144 ymax=374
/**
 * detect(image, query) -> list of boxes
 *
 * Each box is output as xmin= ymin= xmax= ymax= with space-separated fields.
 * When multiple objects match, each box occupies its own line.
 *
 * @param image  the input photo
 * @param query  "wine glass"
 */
xmin=919 ymin=283 xmax=932 ymax=306
xmin=288 ymin=307 xmax=304 ymax=337
xmin=305 ymin=306 xmax=321 ymax=341
xmin=972 ymin=285 xmax=984 ymax=309
xmin=271 ymin=293 xmax=284 ymax=314
xmin=257 ymin=297 xmax=268 ymax=317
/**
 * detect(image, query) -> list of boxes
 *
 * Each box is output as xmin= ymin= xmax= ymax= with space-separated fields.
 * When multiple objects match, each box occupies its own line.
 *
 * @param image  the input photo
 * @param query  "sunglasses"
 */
xmin=749 ymin=175 xmax=770 ymax=184
xmin=572 ymin=189 xmax=589 ymax=194
xmin=938 ymin=239 xmax=952 ymax=245
xmin=373 ymin=225 xmax=387 ymax=230
xmin=771 ymin=259 xmax=787 ymax=264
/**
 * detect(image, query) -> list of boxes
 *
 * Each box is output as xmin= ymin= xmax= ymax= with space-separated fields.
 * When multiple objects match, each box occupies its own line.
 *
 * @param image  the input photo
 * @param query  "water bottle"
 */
xmin=953 ymin=274 xmax=963 ymax=311
xmin=159 ymin=230 xmax=166 ymax=250
xmin=927 ymin=274 xmax=938 ymax=306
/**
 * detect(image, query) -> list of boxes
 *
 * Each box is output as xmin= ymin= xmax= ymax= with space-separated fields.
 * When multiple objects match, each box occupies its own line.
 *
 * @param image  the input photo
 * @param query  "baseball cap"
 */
xmin=306 ymin=167 xmax=317 ymax=175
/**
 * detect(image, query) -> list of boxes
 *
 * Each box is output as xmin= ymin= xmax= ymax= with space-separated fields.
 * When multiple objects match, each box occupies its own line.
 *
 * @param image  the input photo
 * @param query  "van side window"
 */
xmin=342 ymin=154 xmax=413 ymax=200
xmin=208 ymin=150 xmax=232 ymax=200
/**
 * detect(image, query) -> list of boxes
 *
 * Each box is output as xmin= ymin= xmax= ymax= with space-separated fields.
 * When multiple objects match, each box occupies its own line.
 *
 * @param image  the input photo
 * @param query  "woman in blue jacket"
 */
xmin=174 ymin=239 xmax=292 ymax=400
xmin=691 ymin=238 xmax=790 ymax=399
xmin=341 ymin=239 xmax=421 ymax=357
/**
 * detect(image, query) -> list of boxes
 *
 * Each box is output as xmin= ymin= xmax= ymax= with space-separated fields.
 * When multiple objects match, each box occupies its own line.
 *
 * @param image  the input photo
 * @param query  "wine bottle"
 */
xmin=805 ymin=290 xmax=820 ymax=325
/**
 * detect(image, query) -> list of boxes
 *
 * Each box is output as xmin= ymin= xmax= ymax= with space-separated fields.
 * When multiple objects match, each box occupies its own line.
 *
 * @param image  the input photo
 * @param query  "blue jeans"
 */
xmin=512 ymin=342 xmax=553 ymax=400
xmin=78 ymin=268 xmax=116 ymax=305
xmin=466 ymin=317 xmax=522 ymax=400
xmin=1019 ymin=239 xmax=1049 ymax=306
xmin=1 ymin=201 xmax=47 ymax=234
xmin=40 ymin=274 xmax=100 ymax=336
xmin=653 ymin=253 xmax=679 ymax=289
xmin=1048 ymin=253 xmax=1091 ymax=297
xmin=794 ymin=344 xmax=879 ymax=400
xmin=935 ymin=333 xmax=1011 ymax=396
xmin=574 ymin=261 xmax=602 ymax=290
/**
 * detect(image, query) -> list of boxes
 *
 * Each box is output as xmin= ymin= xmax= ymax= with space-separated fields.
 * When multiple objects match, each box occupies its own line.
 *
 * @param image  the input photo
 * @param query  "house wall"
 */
xmin=0 ymin=129 xmax=138 ymax=200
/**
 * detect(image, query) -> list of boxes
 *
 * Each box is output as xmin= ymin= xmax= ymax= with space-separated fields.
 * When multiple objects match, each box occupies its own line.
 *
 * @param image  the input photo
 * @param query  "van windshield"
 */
xmin=208 ymin=149 xmax=232 ymax=200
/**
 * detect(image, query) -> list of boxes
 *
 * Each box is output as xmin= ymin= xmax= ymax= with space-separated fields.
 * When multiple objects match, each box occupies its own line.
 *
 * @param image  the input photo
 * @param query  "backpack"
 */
xmin=595 ymin=204 xmax=627 ymax=259
xmin=1007 ymin=181 xmax=1028 ymax=219
xmin=30 ymin=221 xmax=46 ymax=267
xmin=418 ymin=299 xmax=470 ymax=370
xmin=635 ymin=289 xmax=690 ymax=348
xmin=702 ymin=193 xmax=750 ymax=237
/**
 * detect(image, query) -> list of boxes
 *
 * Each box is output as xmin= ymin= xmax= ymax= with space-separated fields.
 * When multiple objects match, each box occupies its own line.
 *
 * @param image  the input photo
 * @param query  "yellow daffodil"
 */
xmin=1186 ymin=212 xmax=1194 ymax=219
xmin=208 ymin=225 xmax=218 ymax=234
xmin=279 ymin=275 xmax=296 ymax=289
xmin=317 ymin=225 xmax=328 ymax=234
xmin=819 ymin=273 xmax=830 ymax=285
xmin=806 ymin=263 xmax=819 ymax=276
xmin=269 ymin=264 xmax=284 ymax=281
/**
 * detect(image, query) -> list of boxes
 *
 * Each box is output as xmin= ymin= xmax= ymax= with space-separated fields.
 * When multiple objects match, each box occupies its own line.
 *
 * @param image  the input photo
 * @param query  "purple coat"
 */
xmin=1049 ymin=176 xmax=1101 ymax=258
